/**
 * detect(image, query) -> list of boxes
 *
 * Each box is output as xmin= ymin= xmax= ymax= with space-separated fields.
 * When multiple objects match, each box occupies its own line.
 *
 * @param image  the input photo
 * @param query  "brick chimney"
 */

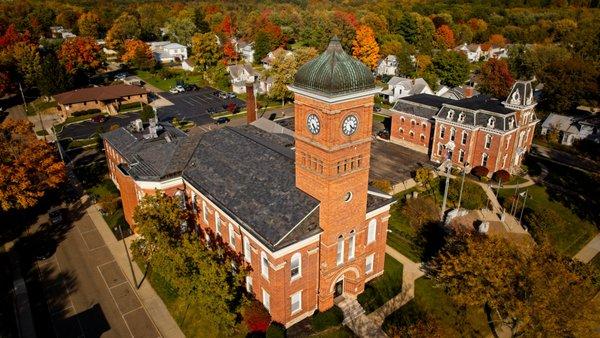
xmin=464 ymin=86 xmax=474 ymax=98
xmin=245 ymin=82 xmax=256 ymax=124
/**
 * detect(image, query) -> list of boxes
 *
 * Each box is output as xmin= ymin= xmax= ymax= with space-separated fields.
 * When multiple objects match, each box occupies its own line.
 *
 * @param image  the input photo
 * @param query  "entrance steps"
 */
xmin=337 ymin=298 xmax=365 ymax=325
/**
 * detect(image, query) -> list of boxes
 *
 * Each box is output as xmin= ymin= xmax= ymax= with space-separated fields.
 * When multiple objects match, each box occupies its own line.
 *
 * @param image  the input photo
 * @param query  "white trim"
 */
xmin=262 ymin=289 xmax=270 ymax=312
xmin=288 ymin=85 xmax=382 ymax=103
xmin=367 ymin=219 xmax=377 ymax=244
xmin=365 ymin=204 xmax=392 ymax=220
xmin=290 ymin=290 xmax=302 ymax=314
xmin=336 ymin=235 xmax=344 ymax=266
xmin=348 ymin=230 xmax=356 ymax=261
xmin=243 ymin=236 xmax=252 ymax=263
xmin=135 ymin=177 xmax=183 ymax=190
xmin=274 ymin=204 xmax=320 ymax=247
xmin=365 ymin=253 xmax=375 ymax=274
xmin=367 ymin=190 xmax=392 ymax=199
xmin=284 ymin=307 xmax=317 ymax=328
xmin=290 ymin=252 xmax=302 ymax=281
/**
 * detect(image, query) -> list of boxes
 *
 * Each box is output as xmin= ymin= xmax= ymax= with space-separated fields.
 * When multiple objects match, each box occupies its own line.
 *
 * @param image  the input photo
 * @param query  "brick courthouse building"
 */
xmin=389 ymin=81 xmax=539 ymax=174
xmin=103 ymin=38 xmax=394 ymax=327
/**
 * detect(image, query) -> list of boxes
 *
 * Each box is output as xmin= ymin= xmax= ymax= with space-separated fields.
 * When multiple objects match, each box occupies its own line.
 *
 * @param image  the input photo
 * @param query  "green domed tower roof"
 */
xmin=292 ymin=37 xmax=375 ymax=97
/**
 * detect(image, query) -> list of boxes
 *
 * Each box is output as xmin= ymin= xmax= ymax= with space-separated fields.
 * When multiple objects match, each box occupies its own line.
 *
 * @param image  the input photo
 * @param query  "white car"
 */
xmin=175 ymin=85 xmax=185 ymax=93
xmin=169 ymin=88 xmax=179 ymax=94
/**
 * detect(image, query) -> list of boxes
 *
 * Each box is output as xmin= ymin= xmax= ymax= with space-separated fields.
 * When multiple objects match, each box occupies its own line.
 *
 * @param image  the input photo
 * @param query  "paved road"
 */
xmin=34 ymin=206 xmax=160 ymax=337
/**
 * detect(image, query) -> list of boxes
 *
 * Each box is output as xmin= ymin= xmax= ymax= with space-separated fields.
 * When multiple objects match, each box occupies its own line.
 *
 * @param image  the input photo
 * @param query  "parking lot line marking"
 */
xmin=121 ymin=306 xmax=143 ymax=317
xmin=97 ymin=259 xmax=118 ymax=269
xmin=96 ymin=265 xmax=135 ymax=338
xmin=108 ymin=280 xmax=129 ymax=290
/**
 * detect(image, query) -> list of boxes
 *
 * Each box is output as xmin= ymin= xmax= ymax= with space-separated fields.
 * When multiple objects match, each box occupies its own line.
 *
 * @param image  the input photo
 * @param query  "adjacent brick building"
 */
xmin=54 ymin=84 xmax=148 ymax=118
xmin=103 ymin=38 xmax=394 ymax=327
xmin=389 ymin=81 xmax=539 ymax=175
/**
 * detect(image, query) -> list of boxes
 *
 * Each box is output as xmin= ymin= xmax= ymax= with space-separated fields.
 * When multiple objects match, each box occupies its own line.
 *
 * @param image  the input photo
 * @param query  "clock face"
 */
xmin=307 ymin=114 xmax=320 ymax=134
xmin=342 ymin=115 xmax=358 ymax=135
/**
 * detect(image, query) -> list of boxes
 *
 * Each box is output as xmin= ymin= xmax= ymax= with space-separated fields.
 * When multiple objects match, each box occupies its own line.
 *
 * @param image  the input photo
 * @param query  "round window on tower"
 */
xmin=344 ymin=192 xmax=353 ymax=202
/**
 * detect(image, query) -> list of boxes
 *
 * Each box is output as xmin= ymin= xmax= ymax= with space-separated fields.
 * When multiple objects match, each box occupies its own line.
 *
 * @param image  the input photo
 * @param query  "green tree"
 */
xmin=268 ymin=51 xmax=297 ymax=105
xmin=205 ymin=64 xmax=230 ymax=91
xmin=166 ymin=15 xmax=197 ymax=47
xmin=192 ymin=7 xmax=210 ymax=34
xmin=77 ymin=12 xmax=101 ymax=38
xmin=539 ymin=58 xmax=599 ymax=113
xmin=11 ymin=42 xmax=42 ymax=87
xmin=106 ymin=13 xmax=141 ymax=51
xmin=190 ymin=33 xmax=222 ymax=70
xmin=37 ymin=53 xmax=70 ymax=96
xmin=137 ymin=3 xmax=167 ymax=41
xmin=432 ymin=51 xmax=469 ymax=88
xmin=253 ymin=31 xmax=272 ymax=65
xmin=132 ymin=192 xmax=248 ymax=336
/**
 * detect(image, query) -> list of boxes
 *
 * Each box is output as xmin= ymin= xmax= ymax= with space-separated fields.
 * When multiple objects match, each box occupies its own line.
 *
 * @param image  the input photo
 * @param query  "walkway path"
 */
xmin=86 ymin=201 xmax=184 ymax=338
xmin=574 ymin=233 xmax=600 ymax=263
xmin=338 ymin=298 xmax=387 ymax=338
xmin=367 ymin=246 xmax=425 ymax=327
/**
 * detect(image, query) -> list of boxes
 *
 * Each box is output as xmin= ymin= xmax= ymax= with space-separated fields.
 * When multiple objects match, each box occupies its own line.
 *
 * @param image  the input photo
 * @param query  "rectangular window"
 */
xmin=461 ymin=132 xmax=467 ymax=145
xmin=215 ymin=213 xmax=221 ymax=235
xmin=262 ymin=289 xmax=270 ymax=311
xmin=243 ymin=237 xmax=251 ymax=263
xmin=437 ymin=143 xmax=443 ymax=156
xmin=459 ymin=150 xmax=465 ymax=163
xmin=440 ymin=127 xmax=445 ymax=138
xmin=246 ymin=276 xmax=253 ymax=293
xmin=336 ymin=236 xmax=344 ymax=266
xmin=202 ymin=201 xmax=208 ymax=223
xmin=228 ymin=223 xmax=235 ymax=249
xmin=291 ymin=291 xmax=302 ymax=314
xmin=348 ymin=232 xmax=356 ymax=260
xmin=261 ymin=252 xmax=269 ymax=279
xmin=367 ymin=220 xmax=377 ymax=244
xmin=366 ymin=254 xmax=375 ymax=274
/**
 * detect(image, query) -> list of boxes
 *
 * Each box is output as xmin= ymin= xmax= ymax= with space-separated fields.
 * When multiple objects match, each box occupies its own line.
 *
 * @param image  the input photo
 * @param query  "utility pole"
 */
xmin=457 ymin=162 xmax=469 ymax=211
xmin=510 ymin=184 xmax=520 ymax=215
xmin=117 ymin=225 xmax=138 ymax=288
xmin=18 ymin=82 xmax=27 ymax=114
xmin=519 ymin=190 xmax=528 ymax=223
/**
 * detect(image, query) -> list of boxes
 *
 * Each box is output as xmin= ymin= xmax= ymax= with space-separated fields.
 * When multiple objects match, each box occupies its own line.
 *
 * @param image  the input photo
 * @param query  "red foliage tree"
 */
xmin=436 ymin=24 xmax=455 ymax=49
xmin=242 ymin=300 xmax=271 ymax=333
xmin=0 ymin=24 xmax=30 ymax=48
xmin=492 ymin=170 xmax=511 ymax=183
xmin=471 ymin=166 xmax=489 ymax=178
xmin=223 ymin=40 xmax=238 ymax=61
xmin=335 ymin=10 xmax=358 ymax=28
xmin=217 ymin=15 xmax=235 ymax=38
xmin=58 ymin=37 xmax=102 ymax=74
xmin=478 ymin=58 xmax=515 ymax=99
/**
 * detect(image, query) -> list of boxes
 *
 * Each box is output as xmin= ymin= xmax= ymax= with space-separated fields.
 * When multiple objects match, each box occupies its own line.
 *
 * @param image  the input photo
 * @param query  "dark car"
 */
xmin=48 ymin=207 xmax=63 ymax=225
xmin=373 ymin=105 xmax=382 ymax=112
xmin=33 ymin=238 xmax=56 ymax=260
xmin=184 ymin=84 xmax=199 ymax=91
xmin=377 ymin=129 xmax=390 ymax=140
xmin=215 ymin=117 xmax=230 ymax=125
xmin=91 ymin=115 xmax=107 ymax=123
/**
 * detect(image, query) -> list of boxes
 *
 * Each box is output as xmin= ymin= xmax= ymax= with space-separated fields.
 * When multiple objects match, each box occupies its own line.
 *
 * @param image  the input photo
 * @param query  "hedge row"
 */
xmin=71 ymin=108 xmax=101 ymax=117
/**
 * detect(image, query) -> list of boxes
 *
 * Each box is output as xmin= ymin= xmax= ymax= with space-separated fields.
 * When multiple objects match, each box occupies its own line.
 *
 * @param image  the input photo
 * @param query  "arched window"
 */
xmin=458 ymin=112 xmax=465 ymax=123
xmin=411 ymin=119 xmax=416 ymax=126
xmin=461 ymin=131 xmax=468 ymax=145
xmin=450 ymin=127 xmax=456 ymax=141
xmin=485 ymin=134 xmax=492 ymax=149
xmin=399 ymin=128 xmax=404 ymax=134
xmin=400 ymin=117 xmax=405 ymax=123
xmin=290 ymin=253 xmax=301 ymax=280
xmin=487 ymin=117 xmax=496 ymax=128
xmin=447 ymin=109 xmax=455 ymax=119
xmin=482 ymin=153 xmax=489 ymax=167
xmin=348 ymin=231 xmax=356 ymax=260
xmin=409 ymin=131 xmax=414 ymax=139
xmin=420 ymin=134 xmax=425 ymax=141
xmin=336 ymin=235 xmax=344 ymax=266
xmin=367 ymin=219 xmax=377 ymax=244
xmin=422 ymin=123 xmax=427 ymax=130
xmin=261 ymin=251 xmax=269 ymax=279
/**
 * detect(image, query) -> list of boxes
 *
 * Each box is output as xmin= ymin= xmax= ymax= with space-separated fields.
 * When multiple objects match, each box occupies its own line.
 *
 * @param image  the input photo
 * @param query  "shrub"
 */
xmin=266 ymin=322 xmax=286 ymax=338
xmin=414 ymin=167 xmax=433 ymax=184
xmin=140 ymin=105 xmax=155 ymax=121
xmin=311 ymin=306 xmax=344 ymax=331
xmin=72 ymin=108 xmax=101 ymax=117
xmin=401 ymin=197 xmax=440 ymax=230
xmin=157 ymin=68 xmax=173 ymax=79
xmin=242 ymin=299 xmax=271 ymax=334
xmin=371 ymin=179 xmax=392 ymax=193
xmin=492 ymin=170 xmax=510 ymax=183
xmin=470 ymin=165 xmax=489 ymax=179
xmin=98 ymin=194 xmax=119 ymax=215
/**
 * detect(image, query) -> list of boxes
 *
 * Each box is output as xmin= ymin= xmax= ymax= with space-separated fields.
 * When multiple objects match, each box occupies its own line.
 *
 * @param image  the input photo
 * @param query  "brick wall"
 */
xmin=390 ymin=112 xmax=432 ymax=153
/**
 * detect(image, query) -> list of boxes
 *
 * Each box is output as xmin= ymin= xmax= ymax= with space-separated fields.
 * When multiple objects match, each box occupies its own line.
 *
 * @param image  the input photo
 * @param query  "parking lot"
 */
xmin=57 ymin=112 xmax=141 ymax=141
xmin=157 ymin=87 xmax=246 ymax=125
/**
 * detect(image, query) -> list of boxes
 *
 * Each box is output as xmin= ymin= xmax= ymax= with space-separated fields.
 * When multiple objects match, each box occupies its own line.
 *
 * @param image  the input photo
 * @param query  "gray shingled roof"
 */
xmin=293 ymin=37 xmax=375 ymax=97
xmin=182 ymin=126 xmax=322 ymax=251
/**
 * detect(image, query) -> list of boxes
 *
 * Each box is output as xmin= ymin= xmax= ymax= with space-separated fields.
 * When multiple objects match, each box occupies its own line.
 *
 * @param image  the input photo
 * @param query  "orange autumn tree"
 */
xmin=122 ymin=39 xmax=155 ymax=70
xmin=489 ymin=34 xmax=507 ymax=47
xmin=436 ymin=24 xmax=455 ymax=49
xmin=0 ymin=119 xmax=66 ymax=211
xmin=223 ymin=40 xmax=238 ymax=62
xmin=352 ymin=25 xmax=379 ymax=70
xmin=58 ymin=37 xmax=102 ymax=74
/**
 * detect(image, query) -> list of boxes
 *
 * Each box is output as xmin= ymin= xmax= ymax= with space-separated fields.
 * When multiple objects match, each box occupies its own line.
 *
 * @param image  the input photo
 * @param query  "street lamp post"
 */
xmin=116 ymin=224 xmax=138 ymax=288
xmin=519 ymin=190 xmax=528 ymax=223
xmin=457 ymin=162 xmax=469 ymax=211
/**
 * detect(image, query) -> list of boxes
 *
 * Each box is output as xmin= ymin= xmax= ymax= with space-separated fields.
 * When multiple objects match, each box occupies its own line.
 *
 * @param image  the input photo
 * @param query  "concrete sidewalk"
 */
xmin=574 ymin=234 xmax=600 ymax=263
xmin=86 ymin=204 xmax=184 ymax=338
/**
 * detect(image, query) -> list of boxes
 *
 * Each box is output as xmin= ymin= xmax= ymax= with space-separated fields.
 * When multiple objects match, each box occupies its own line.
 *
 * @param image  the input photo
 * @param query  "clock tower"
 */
xmin=289 ymin=37 xmax=381 ymax=310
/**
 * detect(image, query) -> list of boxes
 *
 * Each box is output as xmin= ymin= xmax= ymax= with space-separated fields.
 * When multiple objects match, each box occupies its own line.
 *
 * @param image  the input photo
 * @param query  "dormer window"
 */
xmin=487 ymin=117 xmax=496 ymax=128
xmin=447 ymin=109 xmax=455 ymax=120
xmin=508 ymin=117 xmax=515 ymax=129
xmin=458 ymin=113 xmax=465 ymax=123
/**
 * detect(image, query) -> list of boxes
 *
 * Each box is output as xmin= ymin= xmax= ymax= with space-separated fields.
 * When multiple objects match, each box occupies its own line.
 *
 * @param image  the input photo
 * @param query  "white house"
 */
xmin=541 ymin=113 xmax=600 ymax=146
xmin=227 ymin=63 xmax=259 ymax=94
xmin=261 ymin=48 xmax=293 ymax=70
xmin=454 ymin=43 xmax=483 ymax=62
xmin=148 ymin=41 xmax=188 ymax=63
xmin=257 ymin=76 xmax=274 ymax=95
xmin=488 ymin=45 xmax=509 ymax=60
xmin=380 ymin=77 xmax=433 ymax=103
xmin=233 ymin=39 xmax=255 ymax=64
xmin=376 ymin=55 xmax=398 ymax=76
xmin=435 ymin=85 xmax=478 ymax=100
xmin=182 ymin=59 xmax=195 ymax=72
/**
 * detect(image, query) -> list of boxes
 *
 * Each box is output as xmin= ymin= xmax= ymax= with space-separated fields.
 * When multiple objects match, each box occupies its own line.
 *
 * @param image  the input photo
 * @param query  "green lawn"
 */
xmin=373 ymin=113 xmax=387 ymax=123
xmin=26 ymin=98 xmax=57 ymax=115
xmin=410 ymin=277 xmax=490 ymax=336
xmin=135 ymin=69 xmax=207 ymax=91
xmin=357 ymin=254 xmax=403 ymax=313
xmin=498 ymin=184 xmax=597 ymax=256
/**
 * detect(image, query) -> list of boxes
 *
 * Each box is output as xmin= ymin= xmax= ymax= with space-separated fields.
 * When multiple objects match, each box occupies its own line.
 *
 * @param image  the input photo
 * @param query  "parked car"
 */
xmin=215 ymin=117 xmax=230 ymax=124
xmin=48 ymin=206 xmax=63 ymax=225
xmin=377 ymin=129 xmax=390 ymax=140
xmin=175 ymin=85 xmax=185 ymax=93
xmin=184 ymin=84 xmax=198 ymax=91
xmin=169 ymin=87 xmax=179 ymax=94
xmin=227 ymin=92 xmax=236 ymax=98
xmin=33 ymin=236 xmax=56 ymax=260
xmin=114 ymin=72 xmax=127 ymax=81
xmin=218 ymin=92 xmax=228 ymax=99
xmin=91 ymin=115 xmax=107 ymax=123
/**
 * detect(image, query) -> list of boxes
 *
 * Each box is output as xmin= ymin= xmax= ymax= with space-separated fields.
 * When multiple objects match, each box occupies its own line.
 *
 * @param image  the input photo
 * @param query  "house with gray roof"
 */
xmin=148 ymin=41 xmax=188 ymax=63
xmin=541 ymin=113 xmax=600 ymax=145
xmin=380 ymin=76 xmax=433 ymax=103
